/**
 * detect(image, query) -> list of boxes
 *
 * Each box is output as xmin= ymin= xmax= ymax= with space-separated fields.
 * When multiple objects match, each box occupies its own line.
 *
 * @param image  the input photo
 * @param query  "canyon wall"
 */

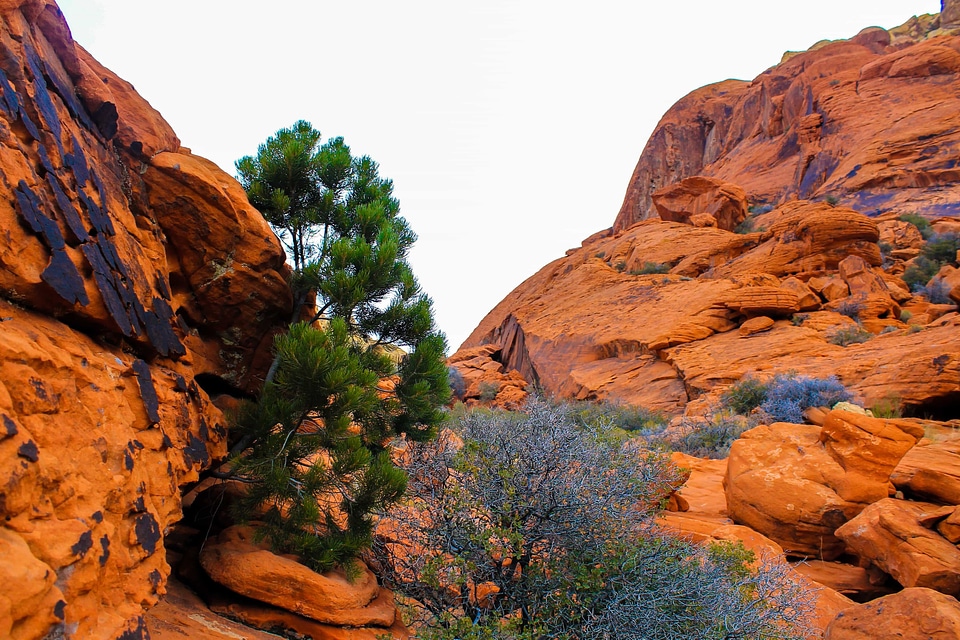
xmin=0 ymin=1 xmax=292 ymax=637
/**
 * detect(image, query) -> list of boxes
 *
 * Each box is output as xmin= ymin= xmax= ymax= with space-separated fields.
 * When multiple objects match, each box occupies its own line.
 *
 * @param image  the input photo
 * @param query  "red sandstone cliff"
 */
xmin=0 ymin=1 xmax=293 ymax=637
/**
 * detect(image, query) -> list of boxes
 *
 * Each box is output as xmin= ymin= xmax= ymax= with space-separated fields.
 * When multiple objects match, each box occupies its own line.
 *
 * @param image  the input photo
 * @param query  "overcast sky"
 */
xmin=57 ymin=1 xmax=941 ymax=351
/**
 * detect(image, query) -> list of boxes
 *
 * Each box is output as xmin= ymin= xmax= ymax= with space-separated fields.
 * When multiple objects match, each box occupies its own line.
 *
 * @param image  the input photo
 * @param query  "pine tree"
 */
xmin=229 ymin=121 xmax=450 ymax=571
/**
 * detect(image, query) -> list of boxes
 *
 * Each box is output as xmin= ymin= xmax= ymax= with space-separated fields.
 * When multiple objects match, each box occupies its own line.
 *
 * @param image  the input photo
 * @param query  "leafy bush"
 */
xmin=899 ymin=213 xmax=932 ymax=240
xmin=375 ymin=397 xmax=813 ymax=639
xmin=836 ymin=296 xmax=864 ymax=320
xmin=478 ymin=380 xmax=500 ymax=401
xmin=760 ymin=373 xmax=852 ymax=423
xmin=629 ymin=261 xmax=671 ymax=275
xmin=920 ymin=279 xmax=953 ymax=304
xmin=650 ymin=415 xmax=750 ymax=459
xmin=903 ymin=232 xmax=960 ymax=289
xmin=899 ymin=309 xmax=912 ymax=322
xmin=824 ymin=195 xmax=839 ymax=206
xmin=572 ymin=400 xmax=666 ymax=433
xmin=734 ymin=217 xmax=757 ymax=234
xmin=447 ymin=367 xmax=466 ymax=401
xmin=870 ymin=394 xmax=903 ymax=419
xmin=922 ymin=232 xmax=960 ymax=264
xmin=827 ymin=325 xmax=873 ymax=347
xmin=722 ymin=377 xmax=770 ymax=415
xmin=791 ymin=313 xmax=809 ymax=326
xmin=615 ymin=260 xmax=627 ymax=272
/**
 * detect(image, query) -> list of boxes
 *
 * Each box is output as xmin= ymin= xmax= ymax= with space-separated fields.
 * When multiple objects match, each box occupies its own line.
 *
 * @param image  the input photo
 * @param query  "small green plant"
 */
xmin=734 ymin=217 xmax=756 ymax=234
xmin=572 ymin=401 xmax=666 ymax=434
xmin=649 ymin=415 xmax=750 ymax=459
xmin=791 ymin=313 xmax=810 ymax=326
xmin=836 ymin=296 xmax=865 ymax=320
xmin=722 ymin=377 xmax=770 ymax=415
xmin=907 ymin=324 xmax=924 ymax=334
xmin=478 ymin=380 xmax=500 ymax=401
xmin=615 ymin=260 xmax=627 ymax=272
xmin=827 ymin=325 xmax=873 ymax=346
xmin=870 ymin=394 xmax=903 ymax=419
xmin=899 ymin=309 xmax=912 ymax=322
xmin=629 ymin=261 xmax=671 ymax=275
xmin=824 ymin=195 xmax=839 ymax=206
xmin=899 ymin=213 xmax=933 ymax=240
xmin=881 ymin=325 xmax=898 ymax=334
xmin=595 ymin=251 xmax=606 ymax=259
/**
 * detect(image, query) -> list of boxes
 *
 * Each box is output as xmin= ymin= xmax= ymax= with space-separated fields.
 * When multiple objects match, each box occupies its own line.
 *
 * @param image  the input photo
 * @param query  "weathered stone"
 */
xmin=651 ymin=176 xmax=748 ymax=232
xmin=835 ymin=499 xmax=960 ymax=595
xmin=824 ymin=588 xmax=960 ymax=639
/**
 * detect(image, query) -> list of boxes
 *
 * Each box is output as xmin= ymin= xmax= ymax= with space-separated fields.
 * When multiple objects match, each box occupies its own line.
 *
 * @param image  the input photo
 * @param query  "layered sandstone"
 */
xmin=0 ymin=1 xmax=293 ymax=637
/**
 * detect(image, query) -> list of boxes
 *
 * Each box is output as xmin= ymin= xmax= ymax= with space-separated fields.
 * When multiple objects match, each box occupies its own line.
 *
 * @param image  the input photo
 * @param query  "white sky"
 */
xmin=57 ymin=1 xmax=941 ymax=351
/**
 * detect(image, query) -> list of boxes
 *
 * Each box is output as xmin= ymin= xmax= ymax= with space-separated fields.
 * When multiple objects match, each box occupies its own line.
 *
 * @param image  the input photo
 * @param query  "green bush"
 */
xmin=647 ymin=415 xmax=750 ymax=459
xmin=791 ymin=313 xmax=809 ymax=326
xmin=899 ymin=309 xmax=912 ymax=322
xmin=760 ymin=373 xmax=852 ymax=423
xmin=903 ymin=232 xmax=960 ymax=290
xmin=870 ymin=395 xmax=903 ymax=419
xmin=828 ymin=325 xmax=873 ymax=346
xmin=836 ymin=296 xmax=864 ymax=320
xmin=376 ymin=397 xmax=813 ymax=639
xmin=478 ymin=380 xmax=501 ymax=401
xmin=722 ymin=377 xmax=769 ymax=415
xmin=572 ymin=400 xmax=666 ymax=433
xmin=899 ymin=213 xmax=932 ymax=240
xmin=629 ymin=261 xmax=671 ymax=275
xmin=824 ymin=195 xmax=839 ymax=206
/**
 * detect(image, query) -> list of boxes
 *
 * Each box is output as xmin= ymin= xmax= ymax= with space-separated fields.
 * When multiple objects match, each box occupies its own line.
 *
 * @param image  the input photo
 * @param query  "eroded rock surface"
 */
xmin=0 ymin=1 xmax=291 ymax=637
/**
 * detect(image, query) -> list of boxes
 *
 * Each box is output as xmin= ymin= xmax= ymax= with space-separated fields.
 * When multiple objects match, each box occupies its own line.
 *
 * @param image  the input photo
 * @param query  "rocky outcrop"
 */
xmin=199 ymin=526 xmax=402 ymax=633
xmin=614 ymin=24 xmax=960 ymax=232
xmin=651 ymin=176 xmax=748 ymax=232
xmin=0 ymin=1 xmax=292 ymax=637
xmin=824 ymin=587 xmax=960 ymax=639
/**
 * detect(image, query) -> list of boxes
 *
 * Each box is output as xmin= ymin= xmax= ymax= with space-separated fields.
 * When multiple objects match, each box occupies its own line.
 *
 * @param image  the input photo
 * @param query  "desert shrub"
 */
xmin=907 ymin=324 xmax=924 ymax=334
xmin=447 ymin=367 xmax=466 ymax=401
xmin=760 ymin=373 xmax=852 ymax=423
xmin=478 ymin=380 xmax=500 ymax=401
xmin=903 ymin=232 xmax=960 ymax=290
xmin=722 ymin=377 xmax=770 ymax=415
xmin=899 ymin=213 xmax=932 ymax=240
xmin=824 ymin=195 xmax=839 ymax=206
xmin=827 ymin=325 xmax=873 ymax=347
xmin=922 ymin=232 xmax=960 ymax=264
xmin=650 ymin=415 xmax=750 ymax=459
xmin=870 ymin=394 xmax=903 ymax=419
xmin=899 ymin=309 xmax=913 ymax=322
xmin=881 ymin=325 xmax=898 ymax=334
xmin=615 ymin=260 xmax=627 ymax=272
xmin=595 ymin=251 xmax=606 ymax=259
xmin=572 ymin=400 xmax=666 ymax=433
xmin=734 ymin=217 xmax=756 ymax=234
xmin=375 ymin=397 xmax=813 ymax=639
xmin=920 ymin=279 xmax=953 ymax=304
xmin=791 ymin=313 xmax=809 ymax=326
xmin=629 ymin=261 xmax=671 ymax=275
xmin=836 ymin=296 xmax=864 ymax=320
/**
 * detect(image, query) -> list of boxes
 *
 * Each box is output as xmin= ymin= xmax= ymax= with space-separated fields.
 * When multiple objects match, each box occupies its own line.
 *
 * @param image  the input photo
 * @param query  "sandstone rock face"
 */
xmin=651 ymin=176 xmax=748 ymax=232
xmin=824 ymin=587 xmax=960 ymax=639
xmin=614 ymin=27 xmax=960 ymax=231
xmin=0 ymin=2 xmax=292 ymax=637
xmin=724 ymin=411 xmax=923 ymax=559
xmin=199 ymin=526 xmax=397 ymax=628
xmin=835 ymin=499 xmax=960 ymax=595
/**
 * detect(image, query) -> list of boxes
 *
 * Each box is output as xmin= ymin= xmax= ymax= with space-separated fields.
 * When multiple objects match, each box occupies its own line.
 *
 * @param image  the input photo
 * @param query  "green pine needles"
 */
xmin=228 ymin=121 xmax=450 ymax=572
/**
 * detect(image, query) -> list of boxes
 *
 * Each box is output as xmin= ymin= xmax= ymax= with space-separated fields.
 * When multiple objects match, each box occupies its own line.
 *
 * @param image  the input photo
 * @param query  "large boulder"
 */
xmin=824 ymin=587 xmax=960 ymax=639
xmin=834 ymin=499 xmax=960 ymax=595
xmin=724 ymin=411 xmax=924 ymax=559
xmin=199 ymin=526 xmax=397 ymax=628
xmin=651 ymin=176 xmax=748 ymax=232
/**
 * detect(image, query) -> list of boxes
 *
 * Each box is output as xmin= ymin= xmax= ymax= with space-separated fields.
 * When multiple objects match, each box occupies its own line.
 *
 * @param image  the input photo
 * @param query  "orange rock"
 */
xmin=616 ymin=30 xmax=960 ymax=230
xmin=818 ymin=410 xmax=924 ymax=503
xmin=781 ymin=277 xmax=822 ymax=311
xmin=793 ymin=560 xmax=896 ymax=601
xmin=824 ymin=588 xmax=960 ymax=640
xmin=939 ymin=508 xmax=960 ymax=543
xmin=835 ymin=499 xmax=960 ymax=595
xmin=651 ymin=176 xmax=748 ymax=232
xmin=738 ymin=316 xmax=775 ymax=336
xmin=891 ymin=424 xmax=960 ymax=505
xmin=199 ymin=526 xmax=395 ymax=627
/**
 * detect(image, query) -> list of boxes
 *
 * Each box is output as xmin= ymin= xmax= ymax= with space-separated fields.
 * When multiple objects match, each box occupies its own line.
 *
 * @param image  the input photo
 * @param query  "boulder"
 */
xmin=793 ymin=560 xmax=896 ymax=601
xmin=824 ymin=587 xmax=960 ymax=639
xmin=738 ymin=316 xmax=775 ymax=336
xmin=199 ymin=526 xmax=396 ymax=627
xmin=891 ymin=425 xmax=960 ymax=505
xmin=651 ymin=176 xmax=748 ymax=232
xmin=835 ymin=499 xmax=960 ymax=595
xmin=818 ymin=411 xmax=924 ymax=503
